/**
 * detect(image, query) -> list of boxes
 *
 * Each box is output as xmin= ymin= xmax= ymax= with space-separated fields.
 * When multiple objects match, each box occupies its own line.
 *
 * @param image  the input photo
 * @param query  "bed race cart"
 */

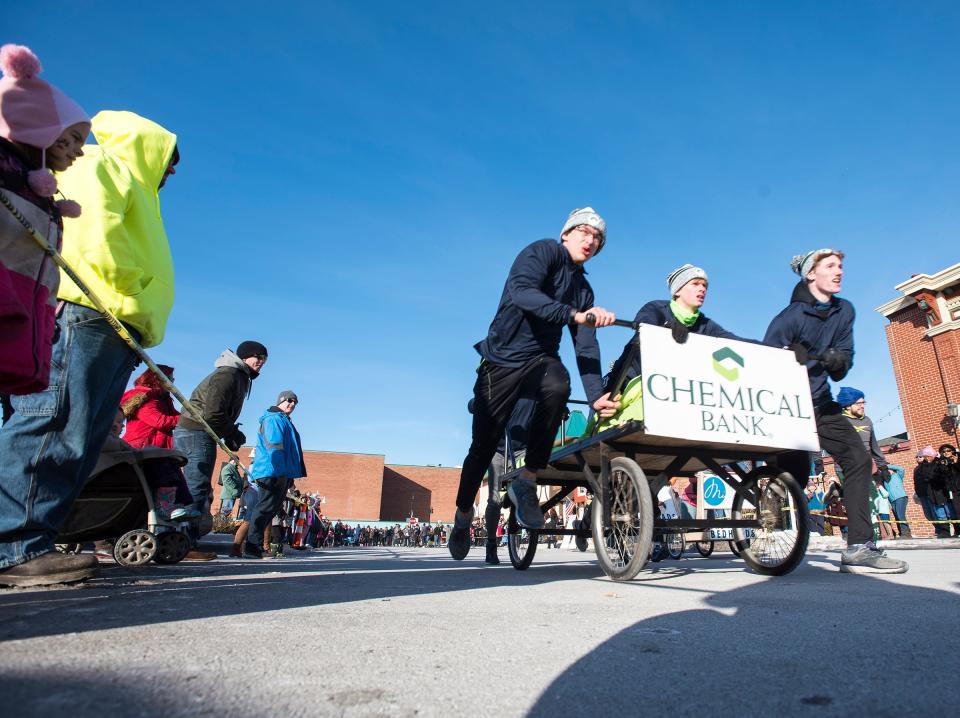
xmin=501 ymin=322 xmax=820 ymax=580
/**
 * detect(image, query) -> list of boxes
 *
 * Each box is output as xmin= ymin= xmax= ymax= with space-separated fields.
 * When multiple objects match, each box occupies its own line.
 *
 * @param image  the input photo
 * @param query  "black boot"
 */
xmin=485 ymin=543 xmax=500 ymax=565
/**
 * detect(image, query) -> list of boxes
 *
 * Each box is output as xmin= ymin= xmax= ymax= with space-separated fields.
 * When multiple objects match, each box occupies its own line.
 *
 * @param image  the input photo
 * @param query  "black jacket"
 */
xmin=178 ymin=349 xmax=255 ymax=437
xmin=475 ymin=239 xmax=603 ymax=402
xmin=764 ymin=281 xmax=854 ymax=409
xmin=913 ymin=460 xmax=949 ymax=504
xmin=605 ymin=300 xmax=740 ymax=393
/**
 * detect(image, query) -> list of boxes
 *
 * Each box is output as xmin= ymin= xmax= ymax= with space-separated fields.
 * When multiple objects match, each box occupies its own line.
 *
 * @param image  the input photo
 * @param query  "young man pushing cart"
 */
xmin=765 ymin=249 xmax=908 ymax=574
xmin=447 ymin=208 xmax=621 ymax=561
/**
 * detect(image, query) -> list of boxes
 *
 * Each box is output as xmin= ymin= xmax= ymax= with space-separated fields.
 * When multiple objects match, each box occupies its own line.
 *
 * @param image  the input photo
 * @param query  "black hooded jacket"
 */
xmin=764 ymin=282 xmax=854 ymax=409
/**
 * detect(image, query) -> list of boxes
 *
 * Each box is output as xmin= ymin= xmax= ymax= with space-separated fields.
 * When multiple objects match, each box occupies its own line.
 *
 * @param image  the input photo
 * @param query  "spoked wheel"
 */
xmin=154 ymin=531 xmax=190 ymax=564
xmin=666 ymin=532 xmax=685 ymax=560
xmin=696 ymin=540 xmax=714 ymax=558
xmin=728 ymin=540 xmax=743 ymax=558
xmin=731 ymin=466 xmax=809 ymax=575
xmin=591 ymin=457 xmax=653 ymax=580
xmin=507 ymin=509 xmax=538 ymax=570
xmin=114 ymin=529 xmax=158 ymax=567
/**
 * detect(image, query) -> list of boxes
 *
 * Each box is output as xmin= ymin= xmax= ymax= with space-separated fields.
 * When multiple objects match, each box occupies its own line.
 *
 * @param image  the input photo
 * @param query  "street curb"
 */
xmin=808 ymin=536 xmax=960 ymax=551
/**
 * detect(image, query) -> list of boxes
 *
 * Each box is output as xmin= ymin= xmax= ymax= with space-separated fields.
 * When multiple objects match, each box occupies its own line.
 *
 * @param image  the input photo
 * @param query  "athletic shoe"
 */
xmin=0 ymin=551 xmax=99 ymax=587
xmin=447 ymin=508 xmax=474 ymax=561
xmin=840 ymin=542 xmax=909 ymax=574
xmin=169 ymin=506 xmax=201 ymax=521
xmin=485 ymin=544 xmax=500 ymax=565
xmin=507 ymin=479 xmax=545 ymax=529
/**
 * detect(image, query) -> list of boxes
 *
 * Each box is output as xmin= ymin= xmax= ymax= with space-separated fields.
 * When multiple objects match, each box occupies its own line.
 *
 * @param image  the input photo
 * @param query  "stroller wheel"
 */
xmin=55 ymin=543 xmax=82 ymax=555
xmin=155 ymin=531 xmax=190 ymax=564
xmin=114 ymin=529 xmax=158 ymax=567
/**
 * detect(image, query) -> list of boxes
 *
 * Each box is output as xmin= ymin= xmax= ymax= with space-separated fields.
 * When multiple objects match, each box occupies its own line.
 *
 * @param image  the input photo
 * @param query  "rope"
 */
xmin=0 ymin=188 xmax=249 ymax=477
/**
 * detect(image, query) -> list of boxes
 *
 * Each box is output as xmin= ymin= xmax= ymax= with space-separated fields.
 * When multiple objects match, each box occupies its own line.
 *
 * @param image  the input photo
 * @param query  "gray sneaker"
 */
xmin=507 ymin=478 xmax=545 ymax=529
xmin=840 ymin=542 xmax=909 ymax=574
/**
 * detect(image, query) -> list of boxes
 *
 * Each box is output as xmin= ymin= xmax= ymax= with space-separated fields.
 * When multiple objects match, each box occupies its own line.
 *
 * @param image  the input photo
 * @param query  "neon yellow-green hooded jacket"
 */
xmin=56 ymin=111 xmax=176 ymax=347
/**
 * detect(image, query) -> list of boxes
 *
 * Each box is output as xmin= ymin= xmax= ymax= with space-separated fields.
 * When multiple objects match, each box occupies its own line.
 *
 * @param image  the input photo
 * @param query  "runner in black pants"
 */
xmin=447 ymin=208 xmax=621 ymax=560
xmin=765 ymin=249 xmax=907 ymax=574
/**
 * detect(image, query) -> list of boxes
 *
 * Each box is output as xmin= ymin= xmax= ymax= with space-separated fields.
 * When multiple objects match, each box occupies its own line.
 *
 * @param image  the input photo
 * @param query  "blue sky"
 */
xmin=10 ymin=1 xmax=959 ymax=465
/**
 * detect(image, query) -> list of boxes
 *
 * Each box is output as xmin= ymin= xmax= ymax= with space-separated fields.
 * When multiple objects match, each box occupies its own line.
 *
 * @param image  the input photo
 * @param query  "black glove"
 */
xmin=820 ymin=347 xmax=846 ymax=372
xmin=224 ymin=424 xmax=246 ymax=452
xmin=788 ymin=343 xmax=810 ymax=364
xmin=671 ymin=322 xmax=689 ymax=344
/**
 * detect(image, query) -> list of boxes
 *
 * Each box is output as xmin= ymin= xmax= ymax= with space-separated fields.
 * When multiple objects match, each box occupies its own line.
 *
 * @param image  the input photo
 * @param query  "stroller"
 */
xmin=55 ymin=446 xmax=193 ymax=567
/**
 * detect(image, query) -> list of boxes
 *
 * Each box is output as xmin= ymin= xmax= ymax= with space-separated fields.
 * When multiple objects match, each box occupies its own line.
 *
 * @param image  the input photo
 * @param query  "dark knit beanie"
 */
xmin=236 ymin=340 xmax=268 ymax=360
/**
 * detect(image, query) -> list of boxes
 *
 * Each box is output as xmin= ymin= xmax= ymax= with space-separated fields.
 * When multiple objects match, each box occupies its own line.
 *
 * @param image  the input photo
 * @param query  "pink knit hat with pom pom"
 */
xmin=0 ymin=44 xmax=90 ymax=197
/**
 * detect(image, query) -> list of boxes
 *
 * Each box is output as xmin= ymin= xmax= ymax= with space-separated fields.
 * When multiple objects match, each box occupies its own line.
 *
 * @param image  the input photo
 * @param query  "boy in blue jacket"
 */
xmin=448 ymin=208 xmax=621 ymax=560
xmin=765 ymin=249 xmax=907 ymax=574
xmin=243 ymin=391 xmax=306 ymax=558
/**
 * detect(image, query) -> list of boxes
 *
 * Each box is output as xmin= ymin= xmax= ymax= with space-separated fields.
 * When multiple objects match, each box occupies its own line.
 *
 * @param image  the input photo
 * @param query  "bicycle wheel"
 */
xmin=696 ymin=540 xmax=714 ymax=558
xmin=666 ymin=532 xmax=685 ymax=560
xmin=507 ymin=508 xmax=538 ymax=570
xmin=731 ymin=466 xmax=809 ymax=576
xmin=728 ymin=540 xmax=742 ymax=558
xmin=591 ymin=457 xmax=653 ymax=580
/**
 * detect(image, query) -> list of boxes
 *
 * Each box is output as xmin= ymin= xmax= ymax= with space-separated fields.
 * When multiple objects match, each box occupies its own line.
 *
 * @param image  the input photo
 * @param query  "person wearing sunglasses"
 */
xmin=938 ymin=444 xmax=959 ymax=537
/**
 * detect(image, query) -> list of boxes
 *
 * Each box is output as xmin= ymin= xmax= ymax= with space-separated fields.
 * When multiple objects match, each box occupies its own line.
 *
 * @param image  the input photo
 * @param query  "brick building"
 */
xmin=874 ymin=262 xmax=960 ymax=536
xmin=210 ymin=447 xmax=461 ymax=523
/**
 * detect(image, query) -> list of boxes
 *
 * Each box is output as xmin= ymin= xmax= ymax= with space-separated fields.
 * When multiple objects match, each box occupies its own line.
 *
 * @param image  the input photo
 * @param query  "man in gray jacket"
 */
xmin=173 ymin=340 xmax=267 ymax=560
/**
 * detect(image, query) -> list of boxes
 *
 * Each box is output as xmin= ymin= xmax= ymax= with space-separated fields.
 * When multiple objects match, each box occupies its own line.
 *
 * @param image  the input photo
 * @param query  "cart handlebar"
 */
xmin=584 ymin=313 xmax=637 ymax=330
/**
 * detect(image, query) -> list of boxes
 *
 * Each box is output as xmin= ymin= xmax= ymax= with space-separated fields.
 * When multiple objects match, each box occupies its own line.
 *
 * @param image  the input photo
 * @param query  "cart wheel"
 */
xmin=696 ymin=540 xmax=714 ymax=558
xmin=666 ymin=532 xmax=685 ymax=560
xmin=507 ymin=509 xmax=538 ymax=570
xmin=154 ymin=531 xmax=190 ymax=564
xmin=113 ymin=529 xmax=158 ymax=567
xmin=575 ymin=507 xmax=590 ymax=551
xmin=728 ymin=540 xmax=742 ymax=558
xmin=591 ymin=457 xmax=653 ymax=580
xmin=732 ymin=466 xmax=809 ymax=576
xmin=55 ymin=543 xmax=82 ymax=555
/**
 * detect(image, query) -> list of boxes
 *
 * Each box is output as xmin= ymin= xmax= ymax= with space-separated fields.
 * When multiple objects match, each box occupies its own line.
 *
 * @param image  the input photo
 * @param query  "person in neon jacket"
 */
xmin=0 ymin=109 xmax=179 ymax=586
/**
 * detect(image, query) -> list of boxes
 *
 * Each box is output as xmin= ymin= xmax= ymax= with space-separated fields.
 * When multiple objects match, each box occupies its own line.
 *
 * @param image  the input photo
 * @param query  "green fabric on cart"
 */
xmin=584 ymin=375 xmax=645 ymax=435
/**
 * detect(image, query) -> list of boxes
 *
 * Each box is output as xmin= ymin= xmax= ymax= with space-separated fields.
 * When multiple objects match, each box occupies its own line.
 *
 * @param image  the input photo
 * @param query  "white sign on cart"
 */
xmin=640 ymin=325 xmax=820 ymax=452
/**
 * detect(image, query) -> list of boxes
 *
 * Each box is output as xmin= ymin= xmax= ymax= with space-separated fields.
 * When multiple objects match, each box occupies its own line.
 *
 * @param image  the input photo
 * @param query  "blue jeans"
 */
xmin=173 ymin=426 xmax=218 ymax=545
xmin=890 ymin=496 xmax=910 ymax=536
xmin=247 ymin=477 xmax=290 ymax=551
xmin=0 ymin=303 xmax=139 ymax=568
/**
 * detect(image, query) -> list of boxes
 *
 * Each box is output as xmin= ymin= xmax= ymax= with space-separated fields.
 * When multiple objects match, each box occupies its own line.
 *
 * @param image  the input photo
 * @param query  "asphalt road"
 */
xmin=1 ymin=537 xmax=958 ymax=717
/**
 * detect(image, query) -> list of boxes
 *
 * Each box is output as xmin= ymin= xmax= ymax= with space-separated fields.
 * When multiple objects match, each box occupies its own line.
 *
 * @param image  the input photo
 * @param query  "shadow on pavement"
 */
xmin=527 ymin=558 xmax=960 ymax=716
xmin=0 ymin=547 xmax=605 ymax=642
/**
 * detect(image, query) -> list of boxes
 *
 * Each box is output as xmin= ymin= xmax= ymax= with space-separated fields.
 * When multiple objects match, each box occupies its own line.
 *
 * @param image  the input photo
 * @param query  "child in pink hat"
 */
xmin=0 ymin=43 xmax=90 ymax=395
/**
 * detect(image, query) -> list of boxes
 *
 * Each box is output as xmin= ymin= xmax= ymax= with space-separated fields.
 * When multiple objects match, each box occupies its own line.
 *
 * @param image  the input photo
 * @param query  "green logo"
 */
xmin=712 ymin=347 xmax=744 ymax=381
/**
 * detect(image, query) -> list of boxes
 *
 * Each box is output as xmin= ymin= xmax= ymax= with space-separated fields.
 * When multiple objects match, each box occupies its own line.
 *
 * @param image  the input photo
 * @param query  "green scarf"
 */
xmin=669 ymin=299 xmax=699 ymax=327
